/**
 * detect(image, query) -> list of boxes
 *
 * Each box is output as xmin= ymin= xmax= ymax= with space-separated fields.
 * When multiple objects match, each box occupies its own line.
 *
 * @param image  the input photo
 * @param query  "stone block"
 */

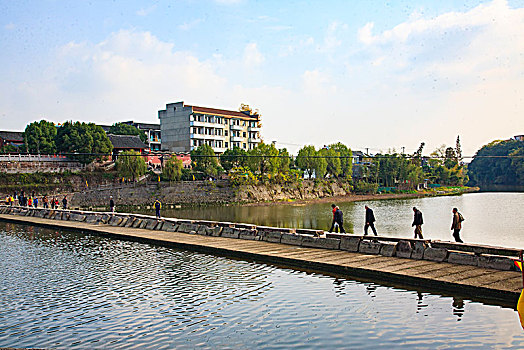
xmin=239 ymin=229 xmax=259 ymax=240
xmin=85 ymin=215 xmax=100 ymax=224
xmin=280 ymin=233 xmax=304 ymax=246
xmin=50 ymin=212 xmax=61 ymax=220
xmin=118 ymin=217 xmax=129 ymax=227
xmin=295 ymin=228 xmax=321 ymax=236
xmin=125 ymin=217 xmax=136 ymax=227
xmin=301 ymin=236 xmax=340 ymax=250
xmin=478 ymin=254 xmax=516 ymax=271
xmin=221 ymin=227 xmax=240 ymax=239
xmin=61 ymin=212 xmax=70 ymax=221
xmin=340 ymin=236 xmax=361 ymax=252
xmin=208 ymin=226 xmax=223 ymax=237
xmin=259 ymin=230 xmax=282 ymax=243
xmin=154 ymin=221 xmax=164 ymax=230
xmin=97 ymin=214 xmax=109 ymax=224
xmin=178 ymin=222 xmax=199 ymax=234
xmin=411 ymin=241 xmax=427 ymax=259
xmin=196 ymin=225 xmax=208 ymax=235
xmin=71 ymin=214 xmax=86 ymax=222
xmin=379 ymin=242 xmax=397 ymax=257
xmin=235 ymin=223 xmax=257 ymax=230
xmin=423 ymin=247 xmax=448 ymax=262
xmin=359 ymin=240 xmax=382 ymax=255
xmin=163 ymin=221 xmax=179 ymax=232
xmin=131 ymin=218 xmax=143 ymax=228
xmin=144 ymin=219 xmax=159 ymax=230
xmin=396 ymin=241 xmax=413 ymax=258
xmin=139 ymin=220 xmax=149 ymax=229
xmin=108 ymin=216 xmax=123 ymax=226
xmin=447 ymin=251 xmax=478 ymax=266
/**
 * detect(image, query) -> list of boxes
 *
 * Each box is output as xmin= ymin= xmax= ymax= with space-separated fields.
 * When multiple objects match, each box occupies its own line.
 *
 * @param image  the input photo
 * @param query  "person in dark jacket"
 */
xmin=412 ymin=207 xmax=423 ymax=239
xmin=154 ymin=199 xmax=162 ymax=219
xmin=62 ymin=196 xmax=68 ymax=210
xmin=451 ymin=207 xmax=464 ymax=243
xmin=328 ymin=204 xmax=345 ymax=233
xmin=364 ymin=205 xmax=378 ymax=236
xmin=109 ymin=196 xmax=115 ymax=213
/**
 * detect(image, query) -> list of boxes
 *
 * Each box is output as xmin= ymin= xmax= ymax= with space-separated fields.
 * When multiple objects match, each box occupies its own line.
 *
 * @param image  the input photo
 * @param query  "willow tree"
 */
xmin=163 ymin=156 xmax=183 ymax=181
xmin=116 ymin=150 xmax=147 ymax=181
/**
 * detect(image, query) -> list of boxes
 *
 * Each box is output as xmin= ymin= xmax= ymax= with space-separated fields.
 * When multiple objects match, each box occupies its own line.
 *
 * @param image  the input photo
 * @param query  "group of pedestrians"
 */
xmin=328 ymin=204 xmax=465 ymax=243
xmin=5 ymin=191 xmax=68 ymax=209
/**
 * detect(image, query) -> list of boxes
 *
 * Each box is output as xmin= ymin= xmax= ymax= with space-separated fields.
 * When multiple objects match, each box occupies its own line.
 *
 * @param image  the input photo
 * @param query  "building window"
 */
xmin=243 ymin=132 xmax=246 ymax=137
xmin=225 ymin=142 xmax=228 ymax=148
xmin=243 ymin=143 xmax=246 ymax=149
xmin=225 ymin=130 xmax=228 ymax=136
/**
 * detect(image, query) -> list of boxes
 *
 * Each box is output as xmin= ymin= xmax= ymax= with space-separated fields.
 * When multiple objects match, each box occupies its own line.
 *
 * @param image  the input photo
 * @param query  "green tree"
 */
xmin=163 ymin=156 xmax=183 ymax=181
xmin=220 ymin=146 xmax=247 ymax=172
xmin=468 ymin=139 xmax=524 ymax=187
xmin=276 ymin=148 xmax=291 ymax=174
xmin=247 ymin=142 xmax=279 ymax=176
xmin=191 ymin=144 xmax=219 ymax=177
xmin=329 ymin=142 xmax=353 ymax=178
xmin=109 ymin=123 xmax=147 ymax=143
xmin=116 ymin=150 xmax=147 ymax=181
xmin=24 ymin=120 xmax=57 ymax=154
xmin=319 ymin=147 xmax=341 ymax=178
xmin=296 ymin=145 xmax=317 ymax=178
xmin=56 ymin=121 xmax=113 ymax=164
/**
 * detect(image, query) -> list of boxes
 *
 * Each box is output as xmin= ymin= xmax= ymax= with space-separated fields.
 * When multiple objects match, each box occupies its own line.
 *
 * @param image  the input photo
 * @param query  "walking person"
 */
xmin=43 ymin=195 xmax=48 ymax=209
xmin=33 ymin=197 xmax=38 ymax=208
xmin=154 ymin=199 xmax=162 ymax=219
xmin=451 ymin=207 xmax=464 ymax=243
xmin=364 ymin=205 xmax=378 ymax=236
xmin=62 ymin=196 xmax=68 ymax=210
xmin=412 ymin=207 xmax=424 ymax=239
xmin=109 ymin=196 xmax=115 ymax=213
xmin=328 ymin=204 xmax=345 ymax=233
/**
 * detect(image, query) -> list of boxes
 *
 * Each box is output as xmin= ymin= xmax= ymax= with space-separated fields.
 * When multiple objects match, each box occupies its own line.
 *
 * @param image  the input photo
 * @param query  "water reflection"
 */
xmin=1 ymin=222 xmax=523 ymax=349
xmin=144 ymin=192 xmax=524 ymax=248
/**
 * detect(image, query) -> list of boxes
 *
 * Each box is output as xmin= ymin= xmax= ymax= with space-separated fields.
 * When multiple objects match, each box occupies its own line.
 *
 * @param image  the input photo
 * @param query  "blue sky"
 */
xmin=1 ymin=0 xmax=523 ymax=156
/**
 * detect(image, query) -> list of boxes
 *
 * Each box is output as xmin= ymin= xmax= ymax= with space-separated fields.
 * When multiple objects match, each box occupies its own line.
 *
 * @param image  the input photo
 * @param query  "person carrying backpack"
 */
xmin=451 ymin=207 xmax=464 ymax=243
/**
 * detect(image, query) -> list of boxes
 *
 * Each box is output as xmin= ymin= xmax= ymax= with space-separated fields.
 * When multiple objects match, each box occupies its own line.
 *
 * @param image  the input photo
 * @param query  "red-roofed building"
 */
xmin=158 ymin=101 xmax=262 ymax=154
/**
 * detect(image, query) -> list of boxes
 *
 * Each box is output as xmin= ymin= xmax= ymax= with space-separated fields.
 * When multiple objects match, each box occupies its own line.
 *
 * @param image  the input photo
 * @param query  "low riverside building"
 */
xmin=108 ymin=134 xmax=148 ymax=160
xmin=0 ymin=131 xmax=24 ymax=150
xmin=158 ymin=101 xmax=262 ymax=153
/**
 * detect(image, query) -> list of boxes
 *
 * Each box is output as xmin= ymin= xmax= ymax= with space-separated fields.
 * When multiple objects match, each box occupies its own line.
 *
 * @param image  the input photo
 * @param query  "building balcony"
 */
xmin=230 ymin=124 xmax=243 ymax=131
xmin=213 ymin=147 xmax=227 ymax=153
xmin=190 ymin=121 xmax=225 ymax=128
xmin=230 ymin=136 xmax=244 ymax=142
xmin=248 ymin=126 xmax=261 ymax=132
xmin=190 ymin=133 xmax=226 ymax=141
xmin=248 ymin=138 xmax=261 ymax=143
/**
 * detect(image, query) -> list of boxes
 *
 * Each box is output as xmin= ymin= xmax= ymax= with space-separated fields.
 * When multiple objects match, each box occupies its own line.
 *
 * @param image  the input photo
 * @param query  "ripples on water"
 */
xmin=0 ymin=222 xmax=523 ymax=349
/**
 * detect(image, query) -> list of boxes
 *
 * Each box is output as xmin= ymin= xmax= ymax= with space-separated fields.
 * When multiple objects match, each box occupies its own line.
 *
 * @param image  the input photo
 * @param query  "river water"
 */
xmin=1 ymin=222 xmax=524 ymax=349
xmin=151 ymin=192 xmax=524 ymax=249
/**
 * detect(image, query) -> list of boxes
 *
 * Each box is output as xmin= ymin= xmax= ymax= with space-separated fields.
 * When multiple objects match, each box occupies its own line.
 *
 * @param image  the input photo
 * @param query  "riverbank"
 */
xmin=241 ymin=186 xmax=479 ymax=207
xmin=67 ymin=179 xmax=478 ymax=210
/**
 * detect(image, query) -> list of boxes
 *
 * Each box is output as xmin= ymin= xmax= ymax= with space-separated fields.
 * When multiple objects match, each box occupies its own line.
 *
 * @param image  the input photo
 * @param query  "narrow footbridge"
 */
xmin=0 ymin=205 xmax=522 ymax=305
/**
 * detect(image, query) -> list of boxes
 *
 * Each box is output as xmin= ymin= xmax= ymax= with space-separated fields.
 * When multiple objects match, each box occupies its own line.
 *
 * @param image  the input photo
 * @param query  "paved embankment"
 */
xmin=0 ymin=205 xmax=522 ymax=305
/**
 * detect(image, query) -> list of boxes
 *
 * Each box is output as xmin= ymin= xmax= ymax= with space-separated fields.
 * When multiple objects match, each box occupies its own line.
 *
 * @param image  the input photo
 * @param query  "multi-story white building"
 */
xmin=159 ymin=101 xmax=262 ymax=153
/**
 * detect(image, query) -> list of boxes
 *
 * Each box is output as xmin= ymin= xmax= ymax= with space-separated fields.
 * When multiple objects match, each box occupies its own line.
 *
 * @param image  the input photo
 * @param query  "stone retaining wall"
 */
xmin=0 ymin=205 xmax=520 ymax=272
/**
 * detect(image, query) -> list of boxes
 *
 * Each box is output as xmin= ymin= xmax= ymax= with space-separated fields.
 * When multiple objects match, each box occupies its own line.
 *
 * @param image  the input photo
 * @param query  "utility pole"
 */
xmin=401 ymin=146 xmax=405 ymax=155
xmin=365 ymin=147 xmax=369 ymax=155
